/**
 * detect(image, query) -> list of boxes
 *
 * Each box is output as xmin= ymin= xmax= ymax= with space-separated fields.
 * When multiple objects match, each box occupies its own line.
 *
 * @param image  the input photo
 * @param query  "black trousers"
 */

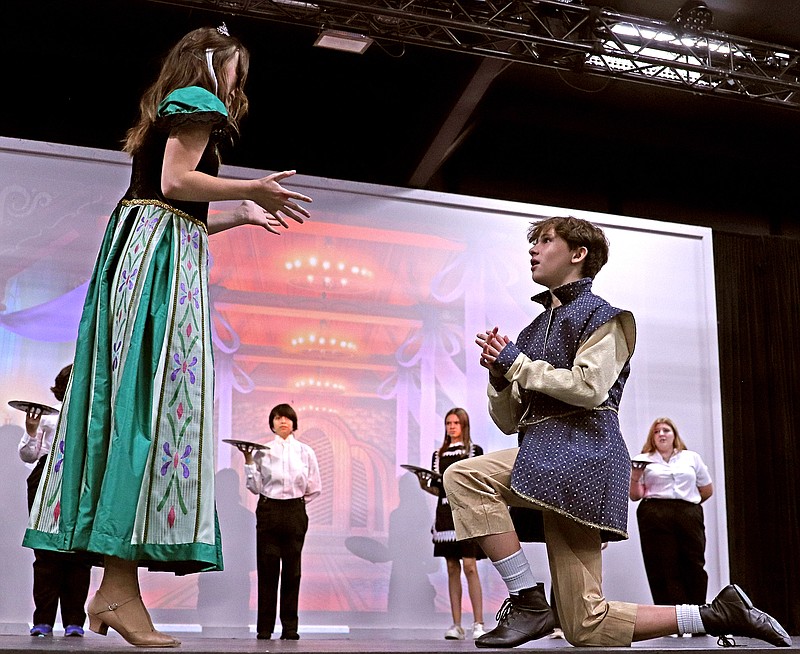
xmin=255 ymin=497 xmax=308 ymax=635
xmin=27 ymin=458 xmax=92 ymax=626
xmin=637 ymin=499 xmax=708 ymax=605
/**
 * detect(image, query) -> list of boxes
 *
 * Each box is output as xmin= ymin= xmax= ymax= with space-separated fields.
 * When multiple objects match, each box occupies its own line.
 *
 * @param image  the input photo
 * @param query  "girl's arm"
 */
xmin=160 ymin=124 xmax=312 ymax=233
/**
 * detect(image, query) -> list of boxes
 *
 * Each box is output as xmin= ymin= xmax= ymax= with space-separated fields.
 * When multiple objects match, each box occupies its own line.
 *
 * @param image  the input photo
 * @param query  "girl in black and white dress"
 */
xmin=431 ymin=408 xmax=486 ymax=640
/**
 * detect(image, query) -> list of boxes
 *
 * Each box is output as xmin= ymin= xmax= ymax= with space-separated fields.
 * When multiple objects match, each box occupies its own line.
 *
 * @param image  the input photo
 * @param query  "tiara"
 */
xmin=217 ymin=22 xmax=230 ymax=37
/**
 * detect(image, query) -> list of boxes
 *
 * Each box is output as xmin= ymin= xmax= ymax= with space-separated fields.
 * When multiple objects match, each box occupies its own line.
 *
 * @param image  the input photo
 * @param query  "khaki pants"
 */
xmin=444 ymin=448 xmax=638 ymax=646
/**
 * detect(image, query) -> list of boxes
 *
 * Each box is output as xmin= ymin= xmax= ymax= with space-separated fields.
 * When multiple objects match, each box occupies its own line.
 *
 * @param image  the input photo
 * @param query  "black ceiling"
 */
xmin=5 ymin=0 xmax=800 ymax=234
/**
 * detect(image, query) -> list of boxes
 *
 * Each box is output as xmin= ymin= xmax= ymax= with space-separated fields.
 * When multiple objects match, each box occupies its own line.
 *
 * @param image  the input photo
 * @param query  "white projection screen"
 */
xmin=0 ymin=137 xmax=727 ymax=634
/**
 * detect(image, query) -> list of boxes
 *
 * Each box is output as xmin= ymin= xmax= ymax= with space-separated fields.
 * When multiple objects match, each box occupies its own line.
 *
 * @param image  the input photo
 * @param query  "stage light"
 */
xmin=314 ymin=29 xmax=374 ymax=54
xmin=671 ymin=1 xmax=713 ymax=33
xmin=272 ymin=0 xmax=319 ymax=10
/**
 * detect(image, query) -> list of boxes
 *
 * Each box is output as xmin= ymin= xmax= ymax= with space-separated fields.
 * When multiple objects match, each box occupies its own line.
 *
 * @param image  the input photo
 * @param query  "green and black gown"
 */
xmin=24 ymin=86 xmax=229 ymax=574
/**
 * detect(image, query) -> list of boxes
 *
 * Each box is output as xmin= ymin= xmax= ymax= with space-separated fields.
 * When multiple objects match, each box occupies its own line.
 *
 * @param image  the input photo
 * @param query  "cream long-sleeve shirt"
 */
xmin=488 ymin=315 xmax=633 ymax=434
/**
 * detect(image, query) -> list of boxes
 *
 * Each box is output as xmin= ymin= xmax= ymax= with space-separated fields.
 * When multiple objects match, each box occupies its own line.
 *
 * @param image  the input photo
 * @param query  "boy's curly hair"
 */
xmin=528 ymin=216 xmax=609 ymax=279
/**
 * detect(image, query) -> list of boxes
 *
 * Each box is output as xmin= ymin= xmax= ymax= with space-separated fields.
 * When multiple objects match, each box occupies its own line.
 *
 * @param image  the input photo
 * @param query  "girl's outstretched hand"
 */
xmin=253 ymin=170 xmax=312 ymax=228
xmin=233 ymin=200 xmax=292 ymax=235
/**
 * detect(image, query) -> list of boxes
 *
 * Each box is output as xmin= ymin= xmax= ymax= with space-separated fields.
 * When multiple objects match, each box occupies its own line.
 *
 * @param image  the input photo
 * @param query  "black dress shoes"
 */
xmin=475 ymin=583 xmax=556 ymax=648
xmin=256 ymin=632 xmax=271 ymax=640
xmin=699 ymin=584 xmax=791 ymax=647
xmin=280 ymin=631 xmax=300 ymax=640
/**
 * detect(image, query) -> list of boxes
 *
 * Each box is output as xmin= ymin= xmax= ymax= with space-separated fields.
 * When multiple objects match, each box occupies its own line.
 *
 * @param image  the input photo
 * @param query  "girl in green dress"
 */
xmin=23 ymin=24 xmax=311 ymax=647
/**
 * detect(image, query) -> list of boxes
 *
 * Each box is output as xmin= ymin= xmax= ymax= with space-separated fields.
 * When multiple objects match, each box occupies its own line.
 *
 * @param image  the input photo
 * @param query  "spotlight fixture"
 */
xmin=671 ymin=0 xmax=713 ymax=33
xmin=314 ymin=29 xmax=374 ymax=54
xmin=272 ymin=0 xmax=319 ymax=10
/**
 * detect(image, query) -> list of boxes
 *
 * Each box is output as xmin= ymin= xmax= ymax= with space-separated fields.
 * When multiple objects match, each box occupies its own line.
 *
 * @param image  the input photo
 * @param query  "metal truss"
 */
xmin=145 ymin=0 xmax=800 ymax=111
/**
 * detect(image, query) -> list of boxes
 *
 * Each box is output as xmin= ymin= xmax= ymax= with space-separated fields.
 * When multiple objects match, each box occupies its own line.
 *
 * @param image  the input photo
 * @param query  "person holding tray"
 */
xmin=630 ymin=417 xmax=713 ymax=606
xmin=233 ymin=403 xmax=321 ymax=640
xmin=431 ymin=408 xmax=486 ymax=641
xmin=17 ymin=365 xmax=91 ymax=638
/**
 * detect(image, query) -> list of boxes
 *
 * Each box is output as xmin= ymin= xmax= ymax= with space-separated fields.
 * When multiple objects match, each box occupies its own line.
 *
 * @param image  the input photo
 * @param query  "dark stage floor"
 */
xmin=0 ymin=631 xmax=795 ymax=654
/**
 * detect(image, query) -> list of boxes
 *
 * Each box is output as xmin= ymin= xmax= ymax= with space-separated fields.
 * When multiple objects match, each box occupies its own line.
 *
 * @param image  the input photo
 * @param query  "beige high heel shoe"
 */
xmin=88 ymin=590 xmax=180 ymax=648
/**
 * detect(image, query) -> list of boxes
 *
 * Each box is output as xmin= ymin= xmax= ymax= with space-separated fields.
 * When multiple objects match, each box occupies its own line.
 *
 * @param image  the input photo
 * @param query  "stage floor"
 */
xmin=0 ymin=632 xmax=795 ymax=654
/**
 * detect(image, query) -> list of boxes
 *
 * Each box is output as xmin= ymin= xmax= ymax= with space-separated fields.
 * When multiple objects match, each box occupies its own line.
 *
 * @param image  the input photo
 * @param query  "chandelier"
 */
xmin=290 ymin=332 xmax=358 ymax=356
xmin=294 ymin=377 xmax=346 ymax=393
xmin=284 ymin=255 xmax=374 ymax=294
xmin=296 ymin=404 xmax=340 ymax=415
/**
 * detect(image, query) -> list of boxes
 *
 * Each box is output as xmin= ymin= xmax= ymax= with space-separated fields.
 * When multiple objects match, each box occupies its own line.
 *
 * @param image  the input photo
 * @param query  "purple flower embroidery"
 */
xmin=117 ymin=267 xmax=138 ymax=293
xmin=54 ymin=440 xmax=65 ymax=473
xmin=112 ymin=340 xmax=123 ymax=370
xmin=180 ymin=445 xmax=192 ymax=478
xmin=171 ymin=353 xmax=198 ymax=384
xmin=181 ymin=228 xmax=199 ymax=250
xmin=161 ymin=442 xmax=192 ymax=478
xmin=136 ymin=215 xmax=158 ymax=233
xmin=179 ymin=282 xmax=200 ymax=310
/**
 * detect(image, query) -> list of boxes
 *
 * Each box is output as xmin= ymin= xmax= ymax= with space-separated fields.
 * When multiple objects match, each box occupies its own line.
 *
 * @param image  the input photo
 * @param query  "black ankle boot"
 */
xmin=475 ymin=583 xmax=556 ymax=648
xmin=699 ymin=585 xmax=791 ymax=647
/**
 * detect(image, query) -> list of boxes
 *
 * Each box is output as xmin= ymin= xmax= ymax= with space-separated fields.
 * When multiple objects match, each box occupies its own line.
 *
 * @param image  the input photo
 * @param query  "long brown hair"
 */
xmin=123 ymin=27 xmax=250 ymax=154
xmin=438 ymin=408 xmax=472 ymax=459
xmin=641 ymin=416 xmax=688 ymax=454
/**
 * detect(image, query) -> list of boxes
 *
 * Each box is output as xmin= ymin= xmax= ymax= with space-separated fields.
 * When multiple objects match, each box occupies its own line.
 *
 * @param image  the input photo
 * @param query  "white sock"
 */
xmin=676 ymin=604 xmax=706 ymax=635
xmin=492 ymin=549 xmax=537 ymax=594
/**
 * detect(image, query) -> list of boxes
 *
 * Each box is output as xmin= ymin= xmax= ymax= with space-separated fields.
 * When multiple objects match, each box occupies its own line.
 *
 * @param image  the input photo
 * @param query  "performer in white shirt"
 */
xmin=630 ymin=417 xmax=713 ymax=606
xmin=237 ymin=403 xmax=321 ymax=640
xmin=18 ymin=365 xmax=91 ymax=638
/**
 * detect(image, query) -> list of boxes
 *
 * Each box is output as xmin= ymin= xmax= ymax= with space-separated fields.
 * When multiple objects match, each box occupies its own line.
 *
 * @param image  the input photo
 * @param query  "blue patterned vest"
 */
xmin=498 ymin=278 xmax=635 ymax=541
